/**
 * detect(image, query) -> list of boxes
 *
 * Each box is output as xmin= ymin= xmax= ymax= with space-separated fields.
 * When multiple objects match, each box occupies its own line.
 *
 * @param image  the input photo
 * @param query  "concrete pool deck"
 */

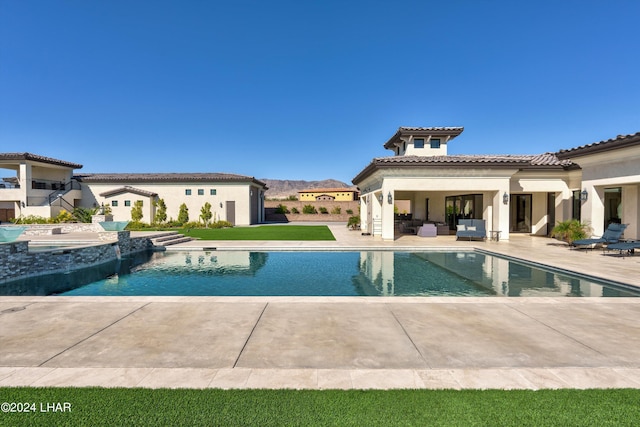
xmin=2 ymin=223 xmax=640 ymax=390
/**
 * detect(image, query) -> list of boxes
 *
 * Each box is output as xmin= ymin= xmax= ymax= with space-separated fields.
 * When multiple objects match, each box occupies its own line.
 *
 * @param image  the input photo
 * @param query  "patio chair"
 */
xmin=572 ymin=223 xmax=627 ymax=249
xmin=606 ymin=240 xmax=640 ymax=258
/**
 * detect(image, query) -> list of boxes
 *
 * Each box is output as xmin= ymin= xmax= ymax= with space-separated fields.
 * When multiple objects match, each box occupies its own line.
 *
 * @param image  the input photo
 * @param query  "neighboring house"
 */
xmin=352 ymin=127 xmax=639 ymax=241
xmin=0 ymin=153 xmax=268 ymax=226
xmin=0 ymin=153 xmax=83 ymax=221
xmin=298 ymin=188 xmax=359 ymax=202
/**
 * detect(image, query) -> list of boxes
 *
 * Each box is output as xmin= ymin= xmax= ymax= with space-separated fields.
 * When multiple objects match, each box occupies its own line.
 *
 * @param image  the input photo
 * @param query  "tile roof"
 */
xmin=0 ymin=152 xmax=83 ymax=169
xmin=557 ymin=131 xmax=640 ymax=158
xmin=384 ymin=127 xmax=465 ymax=149
xmin=352 ymin=153 xmax=574 ymax=184
xmin=99 ymin=186 xmax=158 ymax=198
xmin=75 ymin=172 xmax=267 ymax=187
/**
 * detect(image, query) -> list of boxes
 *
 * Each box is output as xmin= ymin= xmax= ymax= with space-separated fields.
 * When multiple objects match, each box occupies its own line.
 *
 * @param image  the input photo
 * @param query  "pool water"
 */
xmin=58 ymin=251 xmax=639 ymax=297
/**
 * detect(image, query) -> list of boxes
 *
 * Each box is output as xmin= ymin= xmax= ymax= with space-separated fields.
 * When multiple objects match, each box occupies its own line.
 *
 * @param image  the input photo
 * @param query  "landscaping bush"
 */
xmin=319 ymin=206 xmax=328 ymax=214
xmin=72 ymin=207 xmax=99 ymax=223
xmin=209 ymin=220 xmax=233 ymax=228
xmin=177 ymin=203 xmax=189 ymax=224
xmin=131 ymin=200 xmax=144 ymax=222
xmin=291 ymin=207 xmax=299 ymax=214
xmin=154 ymin=198 xmax=167 ymax=224
xmin=13 ymin=215 xmax=51 ymax=224
xmin=331 ymin=206 xmax=342 ymax=214
xmin=52 ymin=209 xmax=75 ymax=223
xmin=302 ymin=204 xmax=317 ymax=214
xmin=552 ymin=219 xmax=592 ymax=244
xmin=200 ymin=202 xmax=213 ymax=226
xmin=348 ymin=215 xmax=361 ymax=230
xmin=275 ymin=204 xmax=290 ymax=214
xmin=346 ymin=209 xmax=353 ymax=215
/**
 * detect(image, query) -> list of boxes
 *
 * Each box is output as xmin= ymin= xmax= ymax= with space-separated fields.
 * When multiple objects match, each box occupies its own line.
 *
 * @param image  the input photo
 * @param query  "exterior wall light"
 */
xmin=387 ymin=191 xmax=393 ymax=204
xmin=503 ymin=192 xmax=509 ymax=205
xmin=378 ymin=194 xmax=383 ymax=203
xmin=220 ymin=202 xmax=223 ymax=208
xmin=580 ymin=189 xmax=588 ymax=201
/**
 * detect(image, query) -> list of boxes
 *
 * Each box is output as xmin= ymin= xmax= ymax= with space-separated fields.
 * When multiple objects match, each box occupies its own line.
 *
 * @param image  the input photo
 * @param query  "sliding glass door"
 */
xmin=510 ymin=194 xmax=532 ymax=233
xmin=445 ymin=194 xmax=483 ymax=230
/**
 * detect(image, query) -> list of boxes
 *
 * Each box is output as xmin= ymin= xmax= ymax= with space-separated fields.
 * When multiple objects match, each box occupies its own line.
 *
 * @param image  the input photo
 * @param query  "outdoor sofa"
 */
xmin=456 ymin=219 xmax=486 ymax=241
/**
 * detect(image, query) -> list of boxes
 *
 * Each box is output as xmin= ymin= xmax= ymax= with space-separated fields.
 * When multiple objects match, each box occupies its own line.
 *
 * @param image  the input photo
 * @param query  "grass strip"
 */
xmin=179 ymin=225 xmax=336 ymax=241
xmin=1 ymin=388 xmax=639 ymax=426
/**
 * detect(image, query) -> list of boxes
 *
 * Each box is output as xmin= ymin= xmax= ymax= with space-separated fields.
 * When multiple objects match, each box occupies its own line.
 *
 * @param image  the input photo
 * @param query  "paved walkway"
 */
xmin=2 ymin=223 xmax=640 ymax=389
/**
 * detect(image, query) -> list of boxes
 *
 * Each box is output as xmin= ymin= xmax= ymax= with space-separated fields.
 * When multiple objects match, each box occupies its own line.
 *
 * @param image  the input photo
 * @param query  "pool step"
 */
xmin=151 ymin=232 xmax=193 ymax=248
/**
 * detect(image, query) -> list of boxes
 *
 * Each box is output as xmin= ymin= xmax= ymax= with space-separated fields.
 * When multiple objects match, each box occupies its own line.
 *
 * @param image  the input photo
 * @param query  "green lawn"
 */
xmin=180 ymin=225 xmax=336 ymax=241
xmin=2 ymin=388 xmax=639 ymax=426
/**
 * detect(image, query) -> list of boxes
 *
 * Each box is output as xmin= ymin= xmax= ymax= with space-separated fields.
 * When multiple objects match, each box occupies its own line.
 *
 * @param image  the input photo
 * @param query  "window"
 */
xmin=430 ymin=138 xmax=441 ymax=149
xmin=111 ymin=200 xmax=118 ymax=207
xmin=414 ymin=138 xmax=424 ymax=148
xmin=198 ymin=189 xmax=204 ymax=196
xmin=125 ymin=200 xmax=131 ymax=207
xmin=185 ymin=189 xmax=192 ymax=196
xmin=210 ymin=189 xmax=217 ymax=195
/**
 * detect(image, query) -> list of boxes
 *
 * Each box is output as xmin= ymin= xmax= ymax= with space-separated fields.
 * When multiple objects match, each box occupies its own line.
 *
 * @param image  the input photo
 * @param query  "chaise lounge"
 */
xmin=456 ymin=219 xmax=486 ymax=241
xmin=572 ymin=223 xmax=627 ymax=250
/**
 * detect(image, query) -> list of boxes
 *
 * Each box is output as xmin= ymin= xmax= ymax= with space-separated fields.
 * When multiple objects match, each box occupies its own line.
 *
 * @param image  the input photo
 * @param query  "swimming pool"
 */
xmin=56 ymin=250 xmax=639 ymax=297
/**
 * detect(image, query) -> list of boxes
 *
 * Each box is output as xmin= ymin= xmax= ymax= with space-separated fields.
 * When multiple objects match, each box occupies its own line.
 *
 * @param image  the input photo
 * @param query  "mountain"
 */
xmin=261 ymin=179 xmax=356 ymax=200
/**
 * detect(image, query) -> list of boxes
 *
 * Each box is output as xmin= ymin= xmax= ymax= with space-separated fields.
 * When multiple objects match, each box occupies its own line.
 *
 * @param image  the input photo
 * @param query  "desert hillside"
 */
xmin=261 ymin=179 xmax=356 ymax=200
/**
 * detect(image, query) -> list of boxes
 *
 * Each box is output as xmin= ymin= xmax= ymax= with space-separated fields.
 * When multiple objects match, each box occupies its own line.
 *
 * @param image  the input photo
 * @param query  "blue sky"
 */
xmin=1 ymin=1 xmax=639 ymax=183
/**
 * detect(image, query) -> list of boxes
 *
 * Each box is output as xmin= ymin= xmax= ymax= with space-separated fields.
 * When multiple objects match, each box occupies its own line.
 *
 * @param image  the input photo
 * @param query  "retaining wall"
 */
xmin=0 ymin=231 xmax=153 ymax=286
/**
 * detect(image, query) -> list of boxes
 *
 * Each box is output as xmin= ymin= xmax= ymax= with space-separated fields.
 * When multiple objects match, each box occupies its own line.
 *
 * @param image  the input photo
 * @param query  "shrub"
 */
xmin=291 ymin=207 xmax=299 ymax=214
xmin=287 ymin=195 xmax=298 ymax=201
xmin=72 ymin=207 xmax=99 ymax=223
xmin=347 ymin=215 xmax=361 ymax=230
xmin=14 ymin=215 xmax=51 ymax=224
xmin=126 ymin=221 xmax=154 ymax=230
xmin=275 ymin=204 xmax=290 ymax=214
xmin=154 ymin=198 xmax=167 ymax=224
xmin=302 ymin=204 xmax=317 ymax=214
xmin=331 ymin=206 xmax=341 ymax=215
xmin=319 ymin=206 xmax=328 ymax=214
xmin=181 ymin=221 xmax=202 ymax=231
xmin=209 ymin=220 xmax=233 ymax=229
xmin=346 ymin=209 xmax=353 ymax=215
xmin=131 ymin=200 xmax=144 ymax=222
xmin=200 ymin=202 xmax=213 ymax=226
xmin=53 ymin=209 xmax=75 ymax=223
xmin=177 ymin=203 xmax=189 ymax=224
xmin=551 ymin=219 xmax=592 ymax=244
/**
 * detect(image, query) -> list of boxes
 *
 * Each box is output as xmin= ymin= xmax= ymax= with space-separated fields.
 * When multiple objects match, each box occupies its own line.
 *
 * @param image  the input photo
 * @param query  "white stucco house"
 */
xmin=352 ymin=127 xmax=639 ymax=241
xmin=0 ymin=153 xmax=267 ymax=225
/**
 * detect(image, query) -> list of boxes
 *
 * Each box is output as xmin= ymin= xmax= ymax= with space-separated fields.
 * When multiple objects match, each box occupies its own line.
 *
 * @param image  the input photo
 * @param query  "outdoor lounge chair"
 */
xmin=572 ymin=223 xmax=627 ymax=249
xmin=605 ymin=240 xmax=640 ymax=258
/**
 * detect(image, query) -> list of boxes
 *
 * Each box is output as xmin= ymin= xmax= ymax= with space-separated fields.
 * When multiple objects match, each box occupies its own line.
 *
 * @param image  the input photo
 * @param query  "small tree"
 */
xmin=131 ymin=200 xmax=144 ymax=222
xmin=177 ymin=203 xmax=189 ymax=224
xmin=200 ymin=202 xmax=212 ymax=226
xmin=153 ymin=198 xmax=167 ymax=224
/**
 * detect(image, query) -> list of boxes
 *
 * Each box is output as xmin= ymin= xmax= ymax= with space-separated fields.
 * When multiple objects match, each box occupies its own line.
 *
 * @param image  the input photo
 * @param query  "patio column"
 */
xmin=381 ymin=189 xmax=395 ymax=240
xmin=582 ymin=184 xmax=604 ymax=237
xmin=19 ymin=162 xmax=31 ymax=209
xmin=622 ymin=185 xmax=639 ymax=239
xmin=494 ymin=188 xmax=510 ymax=240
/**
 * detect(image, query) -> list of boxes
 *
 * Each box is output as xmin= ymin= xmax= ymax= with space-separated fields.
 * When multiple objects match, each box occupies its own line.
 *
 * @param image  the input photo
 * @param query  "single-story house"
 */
xmin=0 ymin=153 xmax=268 ymax=225
xmin=352 ymin=127 xmax=639 ymax=241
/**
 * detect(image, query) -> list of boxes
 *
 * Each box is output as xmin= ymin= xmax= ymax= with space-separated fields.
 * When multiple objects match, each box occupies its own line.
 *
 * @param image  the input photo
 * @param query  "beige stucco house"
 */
xmin=298 ymin=188 xmax=359 ymax=201
xmin=352 ymin=127 xmax=639 ymax=241
xmin=0 ymin=153 xmax=267 ymax=225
